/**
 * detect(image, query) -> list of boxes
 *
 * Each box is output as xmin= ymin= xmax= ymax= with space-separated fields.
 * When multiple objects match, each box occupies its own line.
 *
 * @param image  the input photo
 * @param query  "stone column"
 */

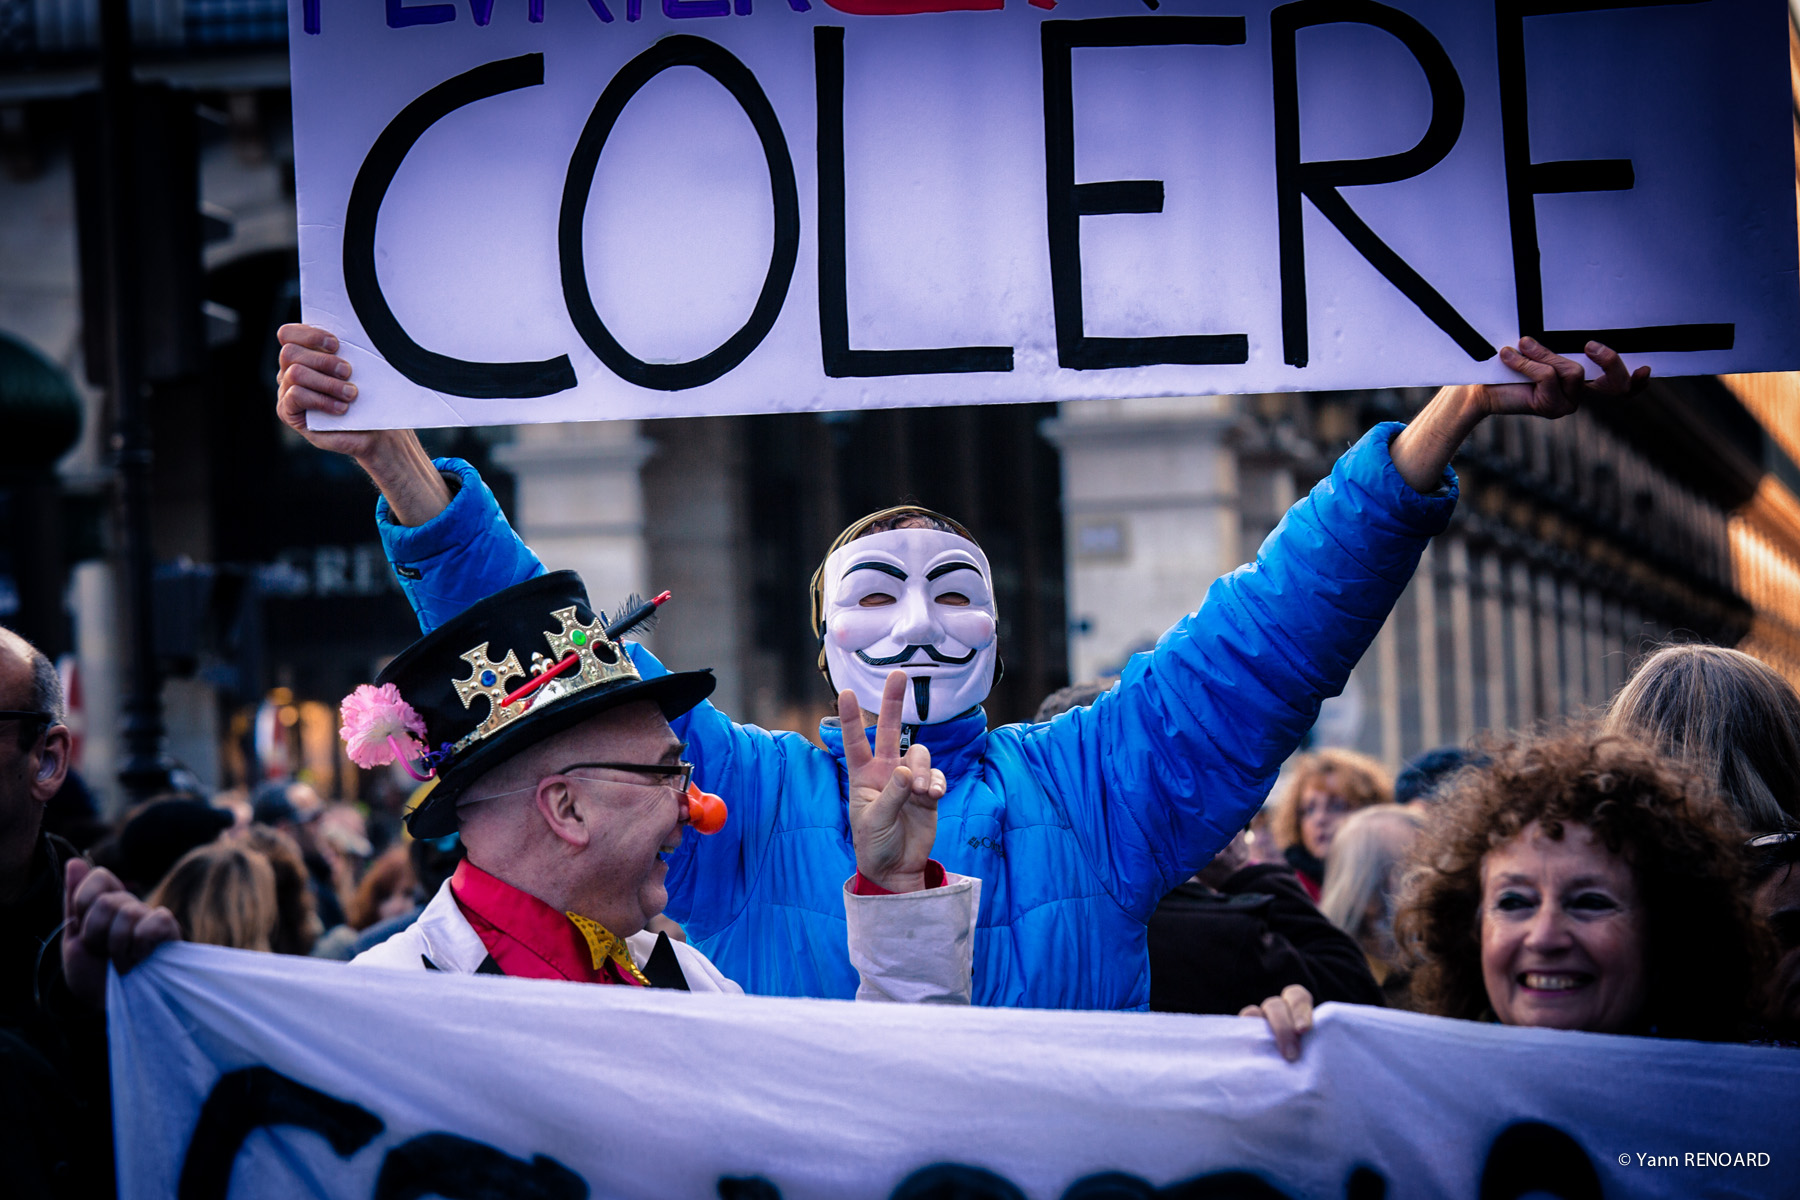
xmin=70 ymin=559 xmax=123 ymax=817
xmin=492 ymin=421 xmax=656 ymax=646
xmin=1041 ymin=395 xmax=1238 ymax=684
xmin=641 ymin=417 xmax=748 ymax=718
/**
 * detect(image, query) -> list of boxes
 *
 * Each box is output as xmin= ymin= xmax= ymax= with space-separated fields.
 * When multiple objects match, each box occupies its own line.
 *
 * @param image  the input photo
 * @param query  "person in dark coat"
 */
xmin=0 ymin=626 xmax=114 ymax=1198
xmin=1146 ymin=834 xmax=1383 ymax=1014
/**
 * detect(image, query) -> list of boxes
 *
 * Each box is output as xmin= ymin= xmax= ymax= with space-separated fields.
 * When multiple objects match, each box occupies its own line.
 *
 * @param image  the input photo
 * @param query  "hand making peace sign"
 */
xmin=841 ymin=670 xmax=947 ymax=894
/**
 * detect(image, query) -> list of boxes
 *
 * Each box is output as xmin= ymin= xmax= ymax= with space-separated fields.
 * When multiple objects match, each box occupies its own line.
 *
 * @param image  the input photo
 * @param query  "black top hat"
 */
xmin=375 ymin=571 xmax=714 ymax=838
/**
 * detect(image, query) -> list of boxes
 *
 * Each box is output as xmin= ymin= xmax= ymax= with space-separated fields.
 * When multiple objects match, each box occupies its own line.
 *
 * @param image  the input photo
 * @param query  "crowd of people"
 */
xmin=3 ymin=326 xmax=1795 ymax=1196
xmin=1040 ymin=647 xmax=1800 ymax=1046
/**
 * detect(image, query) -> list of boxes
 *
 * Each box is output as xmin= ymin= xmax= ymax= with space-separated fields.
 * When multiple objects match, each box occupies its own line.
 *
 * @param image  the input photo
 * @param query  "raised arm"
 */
xmin=275 ymin=323 xmax=797 ymax=955
xmin=276 ymin=324 xmax=451 ymax=526
xmin=1389 ymin=337 xmax=1648 ymax=491
xmin=276 ymin=324 xmax=542 ymax=630
xmin=1023 ymin=340 xmax=1648 ymax=919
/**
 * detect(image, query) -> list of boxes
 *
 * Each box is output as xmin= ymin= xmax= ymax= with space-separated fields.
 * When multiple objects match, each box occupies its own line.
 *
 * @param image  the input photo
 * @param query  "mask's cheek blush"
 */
xmin=829 ymin=608 xmax=890 ymax=650
xmin=940 ymin=610 xmax=996 ymax=648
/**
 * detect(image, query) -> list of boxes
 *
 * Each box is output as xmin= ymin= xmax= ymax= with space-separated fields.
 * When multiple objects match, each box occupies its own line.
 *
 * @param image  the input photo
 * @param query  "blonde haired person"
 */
xmin=1273 ymin=749 xmax=1394 ymax=899
xmin=1605 ymin=643 xmax=1800 ymax=836
xmin=146 ymin=843 xmax=279 ymax=952
xmin=1319 ymin=804 xmax=1429 ymax=1008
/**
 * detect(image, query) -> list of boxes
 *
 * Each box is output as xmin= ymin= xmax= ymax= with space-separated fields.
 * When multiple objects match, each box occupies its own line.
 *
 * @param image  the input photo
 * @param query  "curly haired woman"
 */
xmin=1394 ymin=727 xmax=1762 ymax=1041
xmin=1272 ymin=749 xmax=1394 ymax=900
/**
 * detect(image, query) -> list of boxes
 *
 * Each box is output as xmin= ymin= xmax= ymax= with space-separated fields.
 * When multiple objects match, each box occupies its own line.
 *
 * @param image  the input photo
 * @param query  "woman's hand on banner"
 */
xmin=1240 ymin=984 xmax=1315 ymax=1063
xmin=842 ymin=671 xmax=946 ymax=894
xmin=61 ymin=858 xmax=180 ymax=1009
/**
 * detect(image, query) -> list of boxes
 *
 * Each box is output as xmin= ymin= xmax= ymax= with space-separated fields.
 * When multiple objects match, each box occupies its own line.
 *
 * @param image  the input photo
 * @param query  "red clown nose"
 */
xmin=684 ymin=782 xmax=728 ymax=835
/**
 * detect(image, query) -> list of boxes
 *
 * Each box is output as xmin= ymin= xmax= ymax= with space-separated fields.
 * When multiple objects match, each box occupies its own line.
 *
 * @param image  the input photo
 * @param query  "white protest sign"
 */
xmin=290 ymin=0 xmax=1798 ymax=430
xmin=113 ymin=944 xmax=1796 ymax=1199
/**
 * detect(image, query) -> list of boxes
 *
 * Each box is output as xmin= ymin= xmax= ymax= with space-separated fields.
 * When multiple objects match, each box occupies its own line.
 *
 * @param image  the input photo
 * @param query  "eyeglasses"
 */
xmin=1748 ymin=831 xmax=1800 ymax=879
xmin=0 ymin=712 xmax=50 ymax=746
xmin=556 ymin=761 xmax=694 ymax=792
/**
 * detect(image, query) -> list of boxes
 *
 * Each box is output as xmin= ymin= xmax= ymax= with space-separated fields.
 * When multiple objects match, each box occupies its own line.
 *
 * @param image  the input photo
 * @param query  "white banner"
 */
xmin=289 ymin=0 xmax=1800 ymax=431
xmin=113 ymin=943 xmax=1797 ymax=1199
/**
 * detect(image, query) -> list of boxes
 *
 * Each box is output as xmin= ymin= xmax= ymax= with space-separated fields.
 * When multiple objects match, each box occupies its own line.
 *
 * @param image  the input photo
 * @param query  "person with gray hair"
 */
xmin=1604 ymin=643 xmax=1800 ymax=836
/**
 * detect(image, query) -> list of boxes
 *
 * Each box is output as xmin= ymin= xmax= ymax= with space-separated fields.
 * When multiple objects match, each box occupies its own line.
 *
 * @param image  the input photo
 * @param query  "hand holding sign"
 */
xmin=275 ymin=323 xmax=452 ymax=527
xmin=842 ymin=671 xmax=946 ymax=894
xmin=1487 ymin=337 xmax=1651 ymax=420
xmin=276 ymin=323 xmax=371 ymax=455
xmin=1389 ymin=339 xmax=1646 ymax=494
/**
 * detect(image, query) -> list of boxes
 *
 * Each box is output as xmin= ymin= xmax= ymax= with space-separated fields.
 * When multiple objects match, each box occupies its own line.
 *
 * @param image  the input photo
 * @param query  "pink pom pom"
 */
xmin=339 ymin=683 xmax=428 ymax=770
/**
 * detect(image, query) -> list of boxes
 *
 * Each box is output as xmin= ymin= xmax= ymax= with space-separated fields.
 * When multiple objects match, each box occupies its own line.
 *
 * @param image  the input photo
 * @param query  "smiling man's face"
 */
xmin=820 ymin=528 xmax=998 ymax=725
xmin=554 ymin=701 xmax=690 ymax=936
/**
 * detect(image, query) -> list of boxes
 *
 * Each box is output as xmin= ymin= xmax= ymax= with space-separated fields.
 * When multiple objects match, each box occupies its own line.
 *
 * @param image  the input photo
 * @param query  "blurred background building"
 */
xmin=2 ymin=0 xmax=1798 ymax=816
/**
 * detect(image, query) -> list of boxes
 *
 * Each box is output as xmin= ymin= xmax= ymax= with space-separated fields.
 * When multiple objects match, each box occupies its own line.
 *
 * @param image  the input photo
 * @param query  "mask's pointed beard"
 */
xmin=912 ymin=676 xmax=931 ymax=723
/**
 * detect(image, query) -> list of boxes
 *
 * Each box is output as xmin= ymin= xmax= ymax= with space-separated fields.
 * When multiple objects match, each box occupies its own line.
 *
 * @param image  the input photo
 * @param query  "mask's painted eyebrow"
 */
xmin=926 ymin=561 xmax=981 ymax=581
xmin=847 ymin=561 xmax=907 ymax=580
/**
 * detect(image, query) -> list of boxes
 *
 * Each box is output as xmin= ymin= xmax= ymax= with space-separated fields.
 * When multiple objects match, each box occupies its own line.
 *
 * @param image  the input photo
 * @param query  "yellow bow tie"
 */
xmin=566 ymin=911 xmax=651 ymax=986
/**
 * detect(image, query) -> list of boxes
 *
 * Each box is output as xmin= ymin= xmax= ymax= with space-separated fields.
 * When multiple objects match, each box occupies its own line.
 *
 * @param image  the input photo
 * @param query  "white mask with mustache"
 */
xmin=821 ymin=528 xmax=999 ymax=725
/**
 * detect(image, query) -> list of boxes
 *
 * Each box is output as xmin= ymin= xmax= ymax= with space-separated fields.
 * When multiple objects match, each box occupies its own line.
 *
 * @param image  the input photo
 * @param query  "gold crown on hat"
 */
xmin=448 ymin=606 xmax=640 ymax=755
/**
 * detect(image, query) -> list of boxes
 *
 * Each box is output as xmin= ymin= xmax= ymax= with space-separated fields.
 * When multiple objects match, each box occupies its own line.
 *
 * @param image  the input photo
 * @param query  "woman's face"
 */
xmin=1298 ymin=781 xmax=1351 ymax=859
xmin=1479 ymin=821 xmax=1648 ymax=1033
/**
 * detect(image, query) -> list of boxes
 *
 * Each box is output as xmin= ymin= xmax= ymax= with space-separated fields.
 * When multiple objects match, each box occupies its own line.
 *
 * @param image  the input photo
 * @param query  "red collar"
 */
xmin=448 ymin=859 xmax=639 ymax=985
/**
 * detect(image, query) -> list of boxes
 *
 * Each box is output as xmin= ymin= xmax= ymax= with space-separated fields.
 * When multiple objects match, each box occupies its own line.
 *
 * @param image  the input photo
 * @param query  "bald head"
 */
xmin=452 ymin=700 xmax=687 ymax=938
xmin=0 ymin=626 xmax=70 ymax=901
xmin=0 ymin=627 xmax=62 ymax=748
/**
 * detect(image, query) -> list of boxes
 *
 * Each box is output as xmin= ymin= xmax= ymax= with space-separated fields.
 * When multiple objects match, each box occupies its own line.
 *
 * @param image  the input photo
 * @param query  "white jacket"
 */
xmin=352 ymin=873 xmax=981 ymax=1004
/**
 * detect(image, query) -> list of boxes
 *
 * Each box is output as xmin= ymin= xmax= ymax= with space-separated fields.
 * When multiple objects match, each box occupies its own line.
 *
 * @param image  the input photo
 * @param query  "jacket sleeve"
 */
xmin=1021 ymin=421 xmax=1455 ymax=921
xmin=376 ymin=457 xmax=546 ymax=634
xmin=625 ymin=642 xmax=795 ymax=946
xmin=843 ymin=874 xmax=980 ymax=1004
xmin=1218 ymin=864 xmax=1383 ymax=1007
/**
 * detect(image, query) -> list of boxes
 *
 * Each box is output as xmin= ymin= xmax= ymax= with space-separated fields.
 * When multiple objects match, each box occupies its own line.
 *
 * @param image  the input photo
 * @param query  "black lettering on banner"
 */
xmin=814 ymin=27 xmax=1014 ymax=377
xmin=373 ymin=1131 xmax=589 ymax=1199
xmin=344 ymin=55 xmax=579 ymax=399
xmin=560 ymin=36 xmax=801 ymax=391
xmin=1270 ymin=0 xmax=1494 ymax=367
xmin=891 ymin=1163 xmax=1028 ymax=1200
xmin=177 ymin=1066 xmax=384 ymax=1200
xmin=1063 ymin=1168 xmax=1293 ymax=1198
xmin=387 ymin=0 xmax=456 ymax=27
xmin=1342 ymin=1167 xmax=1386 ymax=1200
xmin=1041 ymin=18 xmax=1251 ymax=370
xmin=1477 ymin=1121 xmax=1601 ymax=1200
xmin=1494 ymin=0 xmax=1732 ymax=354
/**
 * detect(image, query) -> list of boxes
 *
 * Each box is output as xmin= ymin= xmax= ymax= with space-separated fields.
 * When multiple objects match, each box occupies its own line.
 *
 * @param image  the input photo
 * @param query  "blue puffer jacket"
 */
xmin=376 ymin=422 xmax=1454 ymax=1009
